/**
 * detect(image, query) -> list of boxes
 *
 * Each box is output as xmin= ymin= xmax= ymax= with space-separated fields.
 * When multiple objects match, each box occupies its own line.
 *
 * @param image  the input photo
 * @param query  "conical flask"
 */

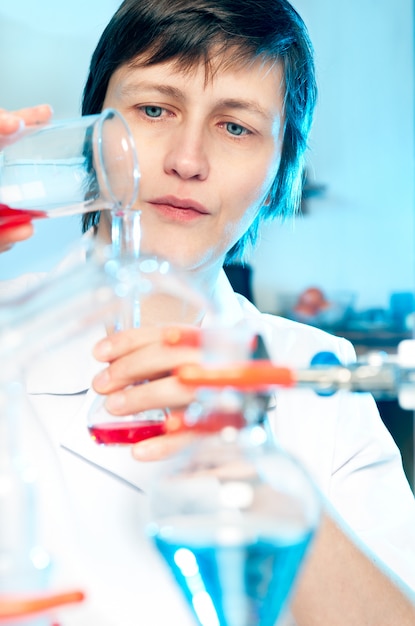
xmin=87 ymin=209 xmax=210 ymax=445
xmin=86 ymin=209 xmax=168 ymax=444
xmin=147 ymin=328 xmax=321 ymax=626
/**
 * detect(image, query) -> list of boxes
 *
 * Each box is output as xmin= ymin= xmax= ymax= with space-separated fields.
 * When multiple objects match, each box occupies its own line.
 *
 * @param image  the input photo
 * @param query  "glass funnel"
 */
xmin=147 ymin=329 xmax=321 ymax=626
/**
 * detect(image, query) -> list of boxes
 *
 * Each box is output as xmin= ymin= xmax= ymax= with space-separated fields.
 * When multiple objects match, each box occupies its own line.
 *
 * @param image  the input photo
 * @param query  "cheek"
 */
xmin=220 ymin=187 xmax=261 ymax=246
xmin=230 ymin=156 xmax=279 ymax=215
xmin=133 ymin=138 xmax=164 ymax=186
xmin=221 ymin=150 xmax=281 ymax=241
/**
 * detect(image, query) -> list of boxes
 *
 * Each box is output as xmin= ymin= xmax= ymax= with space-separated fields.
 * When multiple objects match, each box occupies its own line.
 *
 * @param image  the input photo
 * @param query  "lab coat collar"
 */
xmin=205 ymin=269 xmax=247 ymax=327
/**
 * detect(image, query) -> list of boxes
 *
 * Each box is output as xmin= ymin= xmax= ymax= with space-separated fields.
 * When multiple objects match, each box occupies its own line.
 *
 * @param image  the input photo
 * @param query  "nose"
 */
xmin=164 ymin=124 xmax=209 ymax=181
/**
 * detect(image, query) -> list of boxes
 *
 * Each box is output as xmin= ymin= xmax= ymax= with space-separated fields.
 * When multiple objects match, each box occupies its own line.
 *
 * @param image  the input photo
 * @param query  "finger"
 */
xmin=93 ymin=324 xmax=201 ymax=362
xmin=102 ymin=375 xmax=196 ymax=416
xmin=132 ymin=431 xmax=197 ymax=461
xmin=13 ymin=104 xmax=53 ymax=126
xmin=0 ymin=105 xmax=53 ymax=137
xmin=0 ymin=113 xmax=25 ymax=135
xmin=93 ymin=326 xmax=162 ymax=361
xmin=164 ymin=409 xmax=188 ymax=433
xmin=92 ymin=343 xmax=200 ymax=393
xmin=162 ymin=326 xmax=202 ymax=347
xmin=0 ymin=223 xmax=34 ymax=251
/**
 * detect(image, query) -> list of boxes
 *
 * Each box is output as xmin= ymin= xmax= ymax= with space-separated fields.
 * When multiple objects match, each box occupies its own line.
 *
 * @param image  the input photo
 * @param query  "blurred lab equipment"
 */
xmin=0 ymin=379 xmax=84 ymax=626
xmin=290 ymin=286 xmax=355 ymax=330
xmin=148 ymin=327 xmax=320 ymax=626
xmin=0 ymin=109 xmax=139 ymax=231
xmin=0 ymin=239 xmax=149 ymax=623
xmin=0 ymin=240 xmax=131 ymax=369
xmin=177 ymin=340 xmax=415 ymax=410
xmin=389 ymin=292 xmax=415 ymax=331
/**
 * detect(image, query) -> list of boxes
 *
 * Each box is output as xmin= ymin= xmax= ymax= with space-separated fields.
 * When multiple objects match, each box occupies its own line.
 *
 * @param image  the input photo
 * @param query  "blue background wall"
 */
xmin=0 ymin=0 xmax=413 ymax=314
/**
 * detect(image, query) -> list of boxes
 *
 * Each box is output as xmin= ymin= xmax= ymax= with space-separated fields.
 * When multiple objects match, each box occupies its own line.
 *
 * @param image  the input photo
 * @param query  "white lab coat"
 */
xmin=4 ymin=260 xmax=415 ymax=625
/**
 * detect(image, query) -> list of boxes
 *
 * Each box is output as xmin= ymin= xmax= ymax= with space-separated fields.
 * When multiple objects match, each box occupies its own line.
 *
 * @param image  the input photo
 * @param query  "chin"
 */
xmin=140 ymin=242 xmax=192 ymax=270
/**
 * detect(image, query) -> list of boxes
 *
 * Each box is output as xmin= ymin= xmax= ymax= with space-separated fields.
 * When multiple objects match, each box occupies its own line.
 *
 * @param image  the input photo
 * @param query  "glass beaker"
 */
xmin=0 ymin=109 xmax=139 ymax=231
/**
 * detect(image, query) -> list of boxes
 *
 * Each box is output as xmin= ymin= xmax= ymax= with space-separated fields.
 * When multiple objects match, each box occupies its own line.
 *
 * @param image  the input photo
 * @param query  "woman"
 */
xmin=4 ymin=1 xmax=415 ymax=624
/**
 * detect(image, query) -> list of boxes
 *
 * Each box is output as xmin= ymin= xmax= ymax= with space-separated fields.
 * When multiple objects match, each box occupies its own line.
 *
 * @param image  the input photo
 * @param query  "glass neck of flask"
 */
xmin=110 ymin=209 xmax=142 ymax=330
xmin=111 ymin=209 xmax=141 ymax=261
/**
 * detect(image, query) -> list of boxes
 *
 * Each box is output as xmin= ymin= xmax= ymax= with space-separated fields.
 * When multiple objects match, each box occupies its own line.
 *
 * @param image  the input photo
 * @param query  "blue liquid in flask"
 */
xmin=153 ymin=519 xmax=313 ymax=626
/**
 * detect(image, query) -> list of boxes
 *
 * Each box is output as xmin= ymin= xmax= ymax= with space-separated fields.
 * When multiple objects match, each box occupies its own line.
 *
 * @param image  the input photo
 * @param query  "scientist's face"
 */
xmin=102 ymin=52 xmax=284 ymax=274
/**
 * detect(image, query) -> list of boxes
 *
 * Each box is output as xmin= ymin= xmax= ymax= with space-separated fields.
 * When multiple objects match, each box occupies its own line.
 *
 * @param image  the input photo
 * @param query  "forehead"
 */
xmin=130 ymin=43 xmax=281 ymax=81
xmin=108 ymin=50 xmax=285 ymax=112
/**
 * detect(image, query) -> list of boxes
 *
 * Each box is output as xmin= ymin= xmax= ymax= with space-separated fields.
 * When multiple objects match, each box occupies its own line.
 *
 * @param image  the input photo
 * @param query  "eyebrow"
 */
xmin=214 ymin=98 xmax=273 ymax=121
xmin=119 ymin=82 xmax=274 ymax=121
xmin=120 ymin=82 xmax=185 ymax=101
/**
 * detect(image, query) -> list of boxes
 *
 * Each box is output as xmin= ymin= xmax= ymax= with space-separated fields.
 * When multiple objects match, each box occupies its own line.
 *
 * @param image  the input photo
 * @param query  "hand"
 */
xmin=0 ymin=104 xmax=53 ymax=142
xmin=92 ymin=325 xmax=202 ymax=461
xmin=0 ymin=221 xmax=34 ymax=253
xmin=0 ymin=105 xmax=53 ymax=252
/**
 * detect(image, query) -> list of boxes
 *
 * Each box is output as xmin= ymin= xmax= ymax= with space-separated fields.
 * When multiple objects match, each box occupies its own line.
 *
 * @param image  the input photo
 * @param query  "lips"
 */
xmin=148 ymin=195 xmax=209 ymax=215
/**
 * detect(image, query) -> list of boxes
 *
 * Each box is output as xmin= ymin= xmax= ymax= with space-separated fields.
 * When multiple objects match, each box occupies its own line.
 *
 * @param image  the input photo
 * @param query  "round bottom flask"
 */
xmin=147 ymin=386 xmax=320 ymax=626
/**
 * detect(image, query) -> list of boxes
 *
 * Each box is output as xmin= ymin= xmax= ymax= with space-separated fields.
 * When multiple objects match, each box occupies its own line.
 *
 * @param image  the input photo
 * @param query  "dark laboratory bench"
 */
xmin=327 ymin=327 xmax=414 ymax=491
xmin=332 ymin=328 xmax=413 ymax=356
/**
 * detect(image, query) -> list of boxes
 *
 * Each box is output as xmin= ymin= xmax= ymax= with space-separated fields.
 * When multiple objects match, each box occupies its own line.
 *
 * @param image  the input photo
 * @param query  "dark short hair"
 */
xmin=82 ymin=0 xmax=316 ymax=262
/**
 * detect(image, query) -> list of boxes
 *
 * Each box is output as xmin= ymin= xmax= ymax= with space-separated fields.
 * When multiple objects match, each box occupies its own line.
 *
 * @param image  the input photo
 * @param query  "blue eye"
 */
xmin=226 ymin=122 xmax=247 ymax=136
xmin=144 ymin=106 xmax=163 ymax=118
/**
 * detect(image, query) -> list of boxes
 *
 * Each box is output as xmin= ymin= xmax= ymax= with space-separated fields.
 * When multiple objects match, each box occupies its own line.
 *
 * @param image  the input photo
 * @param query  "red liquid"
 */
xmin=88 ymin=420 xmax=166 ymax=445
xmin=0 ymin=204 xmax=47 ymax=231
xmin=196 ymin=410 xmax=246 ymax=433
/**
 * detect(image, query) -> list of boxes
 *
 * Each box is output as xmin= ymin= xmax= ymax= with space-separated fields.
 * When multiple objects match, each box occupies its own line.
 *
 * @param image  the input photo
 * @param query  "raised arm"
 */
xmin=291 ymin=512 xmax=415 ymax=626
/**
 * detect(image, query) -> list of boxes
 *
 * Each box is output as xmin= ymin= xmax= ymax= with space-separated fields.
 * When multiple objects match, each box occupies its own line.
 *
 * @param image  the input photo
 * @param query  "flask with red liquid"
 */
xmin=86 ymin=209 xmax=209 ymax=446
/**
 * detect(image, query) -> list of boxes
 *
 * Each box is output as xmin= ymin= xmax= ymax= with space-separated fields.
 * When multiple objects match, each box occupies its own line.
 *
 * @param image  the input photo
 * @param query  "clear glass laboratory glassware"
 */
xmin=0 ymin=109 xmax=139 ymax=231
xmin=0 ymin=380 xmax=85 ymax=626
xmin=86 ymin=212 xmax=210 ymax=445
xmin=0 ymin=239 xmax=149 ymax=624
xmin=147 ymin=329 xmax=321 ymax=626
xmin=0 ymin=238 xmax=130 ymax=369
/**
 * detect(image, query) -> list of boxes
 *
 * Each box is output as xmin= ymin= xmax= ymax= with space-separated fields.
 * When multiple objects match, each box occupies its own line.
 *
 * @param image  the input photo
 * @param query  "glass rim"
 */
xmin=94 ymin=107 xmax=140 ymax=211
